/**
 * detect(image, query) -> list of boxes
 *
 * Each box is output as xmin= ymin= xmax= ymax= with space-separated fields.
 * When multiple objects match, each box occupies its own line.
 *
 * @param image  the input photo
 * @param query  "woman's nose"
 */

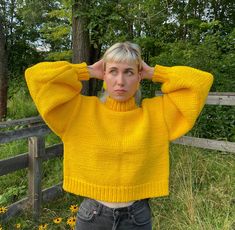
xmin=117 ymin=75 xmax=125 ymax=86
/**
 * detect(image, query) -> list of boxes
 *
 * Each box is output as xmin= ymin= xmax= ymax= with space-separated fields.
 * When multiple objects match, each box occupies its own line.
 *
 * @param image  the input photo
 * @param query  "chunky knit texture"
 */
xmin=25 ymin=61 xmax=213 ymax=202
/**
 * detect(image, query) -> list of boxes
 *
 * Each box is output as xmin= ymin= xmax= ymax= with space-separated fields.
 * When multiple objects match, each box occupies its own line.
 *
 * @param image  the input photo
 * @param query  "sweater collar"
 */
xmin=104 ymin=97 xmax=137 ymax=112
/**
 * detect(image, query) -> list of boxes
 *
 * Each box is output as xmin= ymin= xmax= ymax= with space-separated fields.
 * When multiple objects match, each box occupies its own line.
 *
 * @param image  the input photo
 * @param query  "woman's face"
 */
xmin=104 ymin=62 xmax=141 ymax=102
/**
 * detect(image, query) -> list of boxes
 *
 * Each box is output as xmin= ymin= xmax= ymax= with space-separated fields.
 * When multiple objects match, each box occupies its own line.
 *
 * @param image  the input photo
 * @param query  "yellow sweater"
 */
xmin=25 ymin=61 xmax=213 ymax=202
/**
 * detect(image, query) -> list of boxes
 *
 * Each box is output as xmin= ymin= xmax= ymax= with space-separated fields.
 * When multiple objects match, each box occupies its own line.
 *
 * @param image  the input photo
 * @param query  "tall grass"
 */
xmin=151 ymin=144 xmax=234 ymax=230
xmin=7 ymin=88 xmax=38 ymax=119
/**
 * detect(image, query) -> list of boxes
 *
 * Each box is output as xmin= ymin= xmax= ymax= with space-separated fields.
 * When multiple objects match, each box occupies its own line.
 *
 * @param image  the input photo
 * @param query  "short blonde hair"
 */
xmin=103 ymin=42 xmax=143 ymax=70
xmin=100 ymin=42 xmax=142 ymax=105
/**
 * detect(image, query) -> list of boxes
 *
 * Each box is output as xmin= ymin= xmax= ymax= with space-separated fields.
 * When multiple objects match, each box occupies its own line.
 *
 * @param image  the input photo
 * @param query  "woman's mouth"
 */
xmin=115 ymin=89 xmax=127 ymax=94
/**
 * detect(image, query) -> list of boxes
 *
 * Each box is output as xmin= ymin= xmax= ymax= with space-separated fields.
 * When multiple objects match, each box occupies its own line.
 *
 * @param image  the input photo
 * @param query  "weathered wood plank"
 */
xmin=0 ymin=197 xmax=29 ymax=222
xmin=0 ymin=116 xmax=43 ymax=128
xmin=0 ymin=153 xmax=28 ymax=176
xmin=209 ymin=92 xmax=235 ymax=96
xmin=0 ymin=144 xmax=63 ymax=176
xmin=173 ymin=136 xmax=235 ymax=153
xmin=155 ymin=91 xmax=235 ymax=96
xmin=44 ymin=144 xmax=63 ymax=160
xmin=42 ymin=183 xmax=63 ymax=202
xmin=28 ymin=136 xmax=44 ymax=221
xmin=0 ymin=124 xmax=51 ymax=143
xmin=155 ymin=91 xmax=235 ymax=106
xmin=206 ymin=94 xmax=235 ymax=105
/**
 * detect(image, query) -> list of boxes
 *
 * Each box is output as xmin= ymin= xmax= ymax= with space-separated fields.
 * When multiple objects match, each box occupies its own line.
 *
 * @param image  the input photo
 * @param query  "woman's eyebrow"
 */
xmin=125 ymin=68 xmax=135 ymax=71
xmin=108 ymin=67 xmax=118 ymax=70
xmin=108 ymin=67 xmax=135 ymax=71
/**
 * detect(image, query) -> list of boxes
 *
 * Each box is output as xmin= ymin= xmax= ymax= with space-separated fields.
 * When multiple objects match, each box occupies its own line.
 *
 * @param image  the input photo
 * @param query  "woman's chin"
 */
xmin=111 ymin=95 xmax=131 ymax=102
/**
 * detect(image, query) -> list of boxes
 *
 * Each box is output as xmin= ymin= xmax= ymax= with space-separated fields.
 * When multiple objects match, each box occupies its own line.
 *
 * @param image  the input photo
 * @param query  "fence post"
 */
xmin=28 ymin=136 xmax=45 ymax=222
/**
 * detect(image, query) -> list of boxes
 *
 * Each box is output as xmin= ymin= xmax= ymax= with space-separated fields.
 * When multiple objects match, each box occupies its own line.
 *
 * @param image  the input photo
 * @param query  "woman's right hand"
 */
xmin=88 ymin=59 xmax=104 ymax=80
xmin=141 ymin=61 xmax=154 ymax=80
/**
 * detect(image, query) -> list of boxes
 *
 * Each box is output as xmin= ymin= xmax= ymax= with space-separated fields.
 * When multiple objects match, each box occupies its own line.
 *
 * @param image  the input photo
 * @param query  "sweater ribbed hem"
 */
xmin=63 ymin=177 xmax=169 ymax=202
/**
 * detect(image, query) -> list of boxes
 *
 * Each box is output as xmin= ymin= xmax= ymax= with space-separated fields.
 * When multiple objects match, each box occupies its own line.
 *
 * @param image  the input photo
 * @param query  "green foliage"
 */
xmin=149 ymin=30 xmax=235 ymax=93
xmin=0 ymin=185 xmax=27 ymax=205
xmin=7 ymin=88 xmax=38 ymax=119
xmin=45 ymin=50 xmax=72 ymax=61
xmin=5 ymin=74 xmax=37 ymax=119
xmin=190 ymin=105 xmax=235 ymax=142
xmin=0 ymin=139 xmax=27 ymax=159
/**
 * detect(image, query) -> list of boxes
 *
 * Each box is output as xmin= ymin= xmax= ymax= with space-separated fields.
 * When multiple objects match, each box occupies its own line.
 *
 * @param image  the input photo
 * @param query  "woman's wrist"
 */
xmin=87 ymin=65 xmax=94 ymax=78
xmin=141 ymin=61 xmax=155 ymax=80
xmin=88 ymin=60 xmax=104 ymax=80
xmin=146 ymin=67 xmax=154 ymax=80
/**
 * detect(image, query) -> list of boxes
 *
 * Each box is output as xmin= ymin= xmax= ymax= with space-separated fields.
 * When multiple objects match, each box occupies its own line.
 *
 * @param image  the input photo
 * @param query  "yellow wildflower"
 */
xmin=53 ymin=217 xmax=62 ymax=224
xmin=38 ymin=223 xmax=48 ymax=230
xmin=0 ymin=224 xmax=2 ymax=230
xmin=0 ymin=206 xmax=7 ymax=214
xmin=70 ymin=204 xmax=79 ymax=213
xmin=67 ymin=216 xmax=76 ymax=227
xmin=15 ymin=223 xmax=21 ymax=228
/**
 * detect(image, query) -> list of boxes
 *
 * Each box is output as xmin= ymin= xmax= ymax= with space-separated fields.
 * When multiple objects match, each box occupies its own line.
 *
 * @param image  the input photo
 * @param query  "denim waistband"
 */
xmin=81 ymin=197 xmax=149 ymax=216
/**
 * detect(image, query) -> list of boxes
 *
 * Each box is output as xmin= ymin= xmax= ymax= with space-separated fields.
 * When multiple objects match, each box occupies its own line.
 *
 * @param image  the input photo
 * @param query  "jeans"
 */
xmin=75 ymin=197 xmax=152 ymax=230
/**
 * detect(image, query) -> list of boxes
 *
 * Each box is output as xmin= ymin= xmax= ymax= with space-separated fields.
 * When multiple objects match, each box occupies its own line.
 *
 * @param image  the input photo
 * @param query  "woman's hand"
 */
xmin=88 ymin=59 xmax=104 ymax=80
xmin=141 ymin=61 xmax=154 ymax=80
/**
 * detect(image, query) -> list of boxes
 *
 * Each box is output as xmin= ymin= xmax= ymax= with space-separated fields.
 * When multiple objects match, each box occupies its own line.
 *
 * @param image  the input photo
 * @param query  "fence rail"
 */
xmin=155 ymin=91 xmax=235 ymax=106
xmin=0 ymin=92 xmax=234 ymax=222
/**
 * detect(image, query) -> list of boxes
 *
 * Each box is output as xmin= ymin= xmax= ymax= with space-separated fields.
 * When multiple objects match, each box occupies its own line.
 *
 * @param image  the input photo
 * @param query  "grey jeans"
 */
xmin=75 ymin=197 xmax=152 ymax=230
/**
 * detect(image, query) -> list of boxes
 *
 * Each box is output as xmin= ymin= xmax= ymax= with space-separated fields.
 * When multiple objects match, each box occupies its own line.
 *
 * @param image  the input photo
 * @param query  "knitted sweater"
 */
xmin=25 ymin=62 xmax=213 ymax=202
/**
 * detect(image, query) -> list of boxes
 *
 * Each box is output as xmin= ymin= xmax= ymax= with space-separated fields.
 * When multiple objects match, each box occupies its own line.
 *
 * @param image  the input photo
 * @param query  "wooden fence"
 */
xmin=0 ymin=92 xmax=234 ymax=222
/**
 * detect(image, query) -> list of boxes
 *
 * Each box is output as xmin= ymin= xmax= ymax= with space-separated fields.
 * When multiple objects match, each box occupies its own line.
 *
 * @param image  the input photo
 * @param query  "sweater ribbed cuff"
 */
xmin=152 ymin=65 xmax=171 ymax=82
xmin=63 ymin=177 xmax=169 ymax=202
xmin=71 ymin=62 xmax=90 ymax=81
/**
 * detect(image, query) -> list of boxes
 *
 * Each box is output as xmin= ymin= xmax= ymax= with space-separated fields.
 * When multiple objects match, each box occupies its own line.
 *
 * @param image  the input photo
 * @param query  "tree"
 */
xmin=0 ymin=16 xmax=8 ymax=120
xmin=72 ymin=0 xmax=91 ymax=95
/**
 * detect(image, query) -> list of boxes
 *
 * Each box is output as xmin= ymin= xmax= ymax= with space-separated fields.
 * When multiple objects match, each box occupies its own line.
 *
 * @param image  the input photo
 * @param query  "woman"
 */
xmin=25 ymin=42 xmax=214 ymax=230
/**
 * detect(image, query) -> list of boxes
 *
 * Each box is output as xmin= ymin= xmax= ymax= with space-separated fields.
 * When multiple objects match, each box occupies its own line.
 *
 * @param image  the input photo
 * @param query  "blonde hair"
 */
xmin=100 ymin=41 xmax=142 ymax=105
xmin=103 ymin=42 xmax=143 ymax=71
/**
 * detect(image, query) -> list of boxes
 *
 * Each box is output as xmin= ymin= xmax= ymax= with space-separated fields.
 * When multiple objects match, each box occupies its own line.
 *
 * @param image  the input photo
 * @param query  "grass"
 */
xmin=0 ymin=87 xmax=234 ymax=229
xmin=7 ymin=88 xmax=38 ymax=120
xmin=0 ymin=133 xmax=62 ymax=205
xmin=150 ymin=145 xmax=234 ymax=230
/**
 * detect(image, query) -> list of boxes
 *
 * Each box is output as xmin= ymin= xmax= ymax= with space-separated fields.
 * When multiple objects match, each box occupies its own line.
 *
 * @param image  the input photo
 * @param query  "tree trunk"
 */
xmin=72 ymin=0 xmax=90 ymax=95
xmin=89 ymin=43 xmax=101 ymax=96
xmin=0 ymin=17 xmax=8 ymax=120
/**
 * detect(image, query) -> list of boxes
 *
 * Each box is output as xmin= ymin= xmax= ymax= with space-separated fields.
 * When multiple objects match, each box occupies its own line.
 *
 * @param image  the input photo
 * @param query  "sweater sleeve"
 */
xmin=152 ymin=65 xmax=214 ymax=141
xmin=25 ymin=61 xmax=90 ymax=137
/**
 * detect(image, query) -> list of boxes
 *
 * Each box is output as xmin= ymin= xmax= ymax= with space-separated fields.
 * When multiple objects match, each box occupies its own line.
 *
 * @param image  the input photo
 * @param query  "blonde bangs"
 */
xmin=103 ymin=42 xmax=142 ymax=70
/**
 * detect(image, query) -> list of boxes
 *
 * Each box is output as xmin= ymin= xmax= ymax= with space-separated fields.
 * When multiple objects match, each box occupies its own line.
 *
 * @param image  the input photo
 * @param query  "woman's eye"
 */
xmin=110 ymin=70 xmax=117 ymax=75
xmin=126 ymin=71 xmax=134 ymax=76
